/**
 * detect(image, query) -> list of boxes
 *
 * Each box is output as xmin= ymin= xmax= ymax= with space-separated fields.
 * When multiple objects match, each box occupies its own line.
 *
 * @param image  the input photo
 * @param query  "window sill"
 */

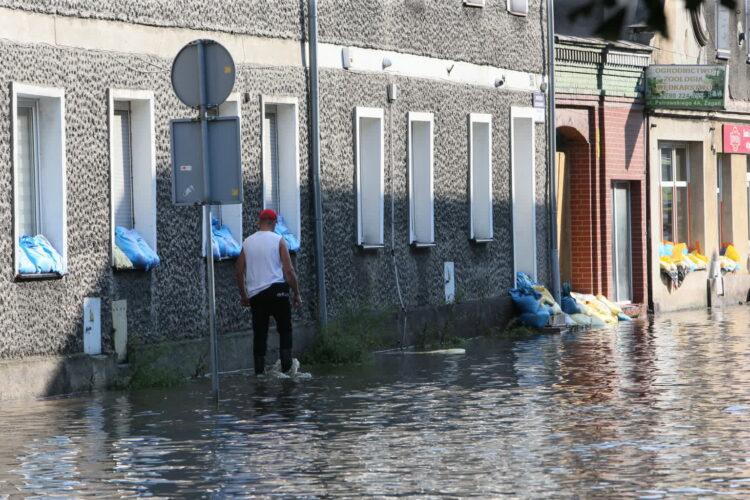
xmin=15 ymin=272 xmax=66 ymax=282
xmin=358 ymin=244 xmax=385 ymax=250
xmin=716 ymin=50 xmax=730 ymax=60
xmin=471 ymin=238 xmax=493 ymax=244
xmin=411 ymin=242 xmax=436 ymax=248
xmin=112 ymin=266 xmax=150 ymax=273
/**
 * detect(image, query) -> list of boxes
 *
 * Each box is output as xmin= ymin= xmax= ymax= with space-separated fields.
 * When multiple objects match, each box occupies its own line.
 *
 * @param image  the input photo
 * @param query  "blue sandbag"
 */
xmin=20 ymin=235 xmax=55 ymax=273
xmin=36 ymin=235 xmax=65 ymax=273
xmin=18 ymin=241 xmax=36 ymax=274
xmin=217 ymin=226 xmax=241 ymax=257
xmin=509 ymin=287 xmax=542 ymax=314
xmin=274 ymin=215 xmax=300 ymax=252
xmin=116 ymin=227 xmax=160 ymax=270
xmin=211 ymin=218 xmax=241 ymax=259
xmin=516 ymin=271 xmax=540 ymax=290
xmin=617 ymin=312 xmax=632 ymax=321
xmin=518 ymin=309 xmax=550 ymax=329
xmin=561 ymin=296 xmax=581 ymax=314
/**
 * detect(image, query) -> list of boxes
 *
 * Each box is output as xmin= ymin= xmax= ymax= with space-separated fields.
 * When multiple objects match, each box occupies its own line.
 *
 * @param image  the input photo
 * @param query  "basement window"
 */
xmin=355 ymin=107 xmax=385 ymax=249
xmin=408 ymin=112 xmax=435 ymax=247
xmin=469 ymin=113 xmax=493 ymax=242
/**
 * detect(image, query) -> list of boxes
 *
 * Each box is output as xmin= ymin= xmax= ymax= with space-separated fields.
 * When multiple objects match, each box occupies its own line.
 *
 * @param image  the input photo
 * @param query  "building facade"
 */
xmin=0 ymin=1 xmax=551 ymax=397
xmin=643 ymin=0 xmax=750 ymax=312
xmin=554 ymin=36 xmax=651 ymax=313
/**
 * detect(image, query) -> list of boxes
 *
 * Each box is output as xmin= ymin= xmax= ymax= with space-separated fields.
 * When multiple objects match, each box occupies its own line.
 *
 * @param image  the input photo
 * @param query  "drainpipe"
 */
xmin=309 ymin=0 xmax=327 ymax=325
xmin=546 ymin=0 xmax=561 ymax=302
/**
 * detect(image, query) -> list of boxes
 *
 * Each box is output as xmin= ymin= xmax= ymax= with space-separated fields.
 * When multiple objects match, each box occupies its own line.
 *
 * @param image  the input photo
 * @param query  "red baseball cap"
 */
xmin=259 ymin=209 xmax=278 ymax=221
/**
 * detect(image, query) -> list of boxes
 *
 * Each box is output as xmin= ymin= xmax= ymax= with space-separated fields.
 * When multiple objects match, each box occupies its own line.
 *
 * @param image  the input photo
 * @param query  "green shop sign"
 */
xmin=646 ymin=65 xmax=726 ymax=110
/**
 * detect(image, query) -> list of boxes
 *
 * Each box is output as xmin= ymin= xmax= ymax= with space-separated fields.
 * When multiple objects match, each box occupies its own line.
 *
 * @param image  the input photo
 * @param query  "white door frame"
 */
xmin=511 ymin=106 xmax=537 ymax=284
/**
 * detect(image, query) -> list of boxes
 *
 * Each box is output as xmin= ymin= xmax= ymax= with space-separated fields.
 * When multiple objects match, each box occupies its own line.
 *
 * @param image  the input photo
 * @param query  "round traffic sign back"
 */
xmin=171 ymin=39 xmax=236 ymax=108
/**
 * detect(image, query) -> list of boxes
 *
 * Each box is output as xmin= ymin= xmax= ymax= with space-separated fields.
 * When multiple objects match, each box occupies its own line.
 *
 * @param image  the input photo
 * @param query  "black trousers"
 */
xmin=249 ymin=282 xmax=293 ymax=357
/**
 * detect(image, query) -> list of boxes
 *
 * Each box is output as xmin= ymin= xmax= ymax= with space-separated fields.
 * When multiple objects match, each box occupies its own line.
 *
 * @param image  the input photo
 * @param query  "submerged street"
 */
xmin=2 ymin=307 xmax=750 ymax=498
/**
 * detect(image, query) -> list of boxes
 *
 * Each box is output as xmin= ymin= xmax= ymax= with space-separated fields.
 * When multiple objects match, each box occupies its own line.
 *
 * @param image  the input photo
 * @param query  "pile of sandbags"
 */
xmin=211 ymin=217 xmax=241 ymax=260
xmin=508 ymin=273 xmax=562 ymax=329
xmin=509 ymin=275 xmax=633 ymax=330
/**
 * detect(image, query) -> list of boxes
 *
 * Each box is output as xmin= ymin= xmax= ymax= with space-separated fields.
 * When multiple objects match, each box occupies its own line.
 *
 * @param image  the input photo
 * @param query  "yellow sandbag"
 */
xmin=659 ymin=256 xmax=676 ymax=271
xmin=113 ymin=245 xmax=134 ymax=270
xmin=570 ymin=292 xmax=617 ymax=324
xmin=532 ymin=285 xmax=562 ymax=315
xmin=672 ymin=242 xmax=688 ymax=260
xmin=725 ymin=244 xmax=740 ymax=262
xmin=686 ymin=254 xmax=705 ymax=269
xmin=691 ymin=251 xmax=709 ymax=263
xmin=596 ymin=295 xmax=623 ymax=315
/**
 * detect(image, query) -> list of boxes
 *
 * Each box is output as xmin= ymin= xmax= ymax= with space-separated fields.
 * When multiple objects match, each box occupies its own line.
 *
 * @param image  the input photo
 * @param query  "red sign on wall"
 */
xmin=723 ymin=125 xmax=750 ymax=154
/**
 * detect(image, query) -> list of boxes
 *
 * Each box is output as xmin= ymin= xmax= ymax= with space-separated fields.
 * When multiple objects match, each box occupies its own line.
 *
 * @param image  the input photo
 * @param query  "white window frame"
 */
xmin=507 ymin=0 xmax=528 ymax=16
xmin=12 ymin=83 xmax=67 ymax=276
xmin=355 ymin=107 xmax=385 ymax=248
xmin=109 ymin=89 xmax=157 ymax=266
xmin=717 ymin=1 xmax=732 ymax=59
xmin=469 ymin=113 xmax=493 ymax=242
xmin=202 ymin=93 xmax=243 ymax=257
xmin=408 ymin=112 xmax=435 ymax=247
xmin=659 ymin=142 xmax=691 ymax=243
xmin=746 ymin=0 xmax=750 ymax=62
xmin=261 ymin=95 xmax=301 ymax=243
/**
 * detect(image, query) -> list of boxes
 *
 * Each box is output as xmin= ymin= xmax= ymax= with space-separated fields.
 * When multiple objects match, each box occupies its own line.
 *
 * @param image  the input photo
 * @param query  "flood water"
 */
xmin=2 ymin=307 xmax=750 ymax=498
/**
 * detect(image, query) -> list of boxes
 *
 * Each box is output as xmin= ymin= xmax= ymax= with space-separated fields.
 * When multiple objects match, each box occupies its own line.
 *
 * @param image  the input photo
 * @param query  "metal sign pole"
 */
xmin=197 ymin=40 xmax=220 ymax=399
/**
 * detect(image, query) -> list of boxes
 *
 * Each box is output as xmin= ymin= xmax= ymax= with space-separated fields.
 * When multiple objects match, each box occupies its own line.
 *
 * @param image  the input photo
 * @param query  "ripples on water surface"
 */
xmin=1 ymin=308 xmax=750 ymax=498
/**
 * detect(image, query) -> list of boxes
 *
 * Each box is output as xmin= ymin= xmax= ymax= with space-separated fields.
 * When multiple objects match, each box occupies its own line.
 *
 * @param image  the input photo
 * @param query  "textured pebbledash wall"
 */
xmin=0 ymin=0 xmax=549 ymax=359
xmin=0 ymin=0 xmax=547 ymax=70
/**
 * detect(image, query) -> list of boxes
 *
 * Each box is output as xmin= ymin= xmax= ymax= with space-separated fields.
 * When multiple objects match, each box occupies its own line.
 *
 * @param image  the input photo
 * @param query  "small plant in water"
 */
xmin=301 ymin=303 xmax=392 ymax=366
xmin=112 ymin=338 xmax=186 ymax=390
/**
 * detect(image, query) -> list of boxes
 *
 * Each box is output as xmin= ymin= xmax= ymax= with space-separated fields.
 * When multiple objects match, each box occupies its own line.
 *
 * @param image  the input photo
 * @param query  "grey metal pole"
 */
xmin=197 ymin=40 xmax=220 ymax=397
xmin=309 ymin=0 xmax=328 ymax=326
xmin=546 ymin=0 xmax=561 ymax=303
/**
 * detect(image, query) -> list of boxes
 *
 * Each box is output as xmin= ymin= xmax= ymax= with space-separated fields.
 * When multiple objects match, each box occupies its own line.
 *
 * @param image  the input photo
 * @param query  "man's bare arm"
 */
xmin=235 ymin=249 xmax=250 ymax=305
xmin=279 ymin=239 xmax=301 ymax=307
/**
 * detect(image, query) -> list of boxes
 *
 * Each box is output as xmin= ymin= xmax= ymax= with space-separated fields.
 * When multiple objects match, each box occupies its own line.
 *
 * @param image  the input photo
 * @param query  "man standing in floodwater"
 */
xmin=235 ymin=209 xmax=302 ymax=375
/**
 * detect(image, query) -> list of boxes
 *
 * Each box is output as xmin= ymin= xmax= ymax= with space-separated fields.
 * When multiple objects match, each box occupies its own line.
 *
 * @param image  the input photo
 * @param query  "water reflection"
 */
xmin=1 ymin=308 xmax=750 ymax=497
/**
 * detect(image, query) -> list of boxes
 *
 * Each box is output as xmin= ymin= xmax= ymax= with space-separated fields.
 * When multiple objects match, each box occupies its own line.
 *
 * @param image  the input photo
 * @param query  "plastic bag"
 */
xmin=274 ymin=215 xmax=300 ymax=253
xmin=113 ymin=245 xmax=134 ymax=270
xmin=19 ymin=235 xmax=55 ymax=273
xmin=518 ymin=308 xmax=550 ymax=329
xmin=116 ymin=227 xmax=160 ymax=270
xmin=36 ymin=235 xmax=65 ymax=273
xmin=212 ymin=218 xmax=241 ymax=259
xmin=561 ymin=296 xmax=581 ymax=315
xmin=509 ymin=287 xmax=542 ymax=314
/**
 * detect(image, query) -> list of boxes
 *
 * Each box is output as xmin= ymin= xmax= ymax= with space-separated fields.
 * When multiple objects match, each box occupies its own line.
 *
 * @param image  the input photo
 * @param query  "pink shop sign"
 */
xmin=723 ymin=125 xmax=750 ymax=154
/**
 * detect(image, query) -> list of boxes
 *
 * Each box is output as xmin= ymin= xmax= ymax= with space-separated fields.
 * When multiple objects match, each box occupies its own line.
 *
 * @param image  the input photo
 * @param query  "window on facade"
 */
xmin=355 ymin=107 xmax=384 ymax=248
xmin=13 ymin=83 xmax=66 ymax=276
xmin=746 ymin=0 xmax=750 ymax=61
xmin=508 ymin=0 xmax=528 ymax=15
xmin=262 ymin=98 xmax=300 ymax=243
xmin=109 ymin=90 xmax=157 ymax=267
xmin=660 ymin=144 xmax=689 ymax=243
xmin=408 ymin=112 xmax=435 ymax=246
xmin=746 ymin=157 xmax=750 ymax=245
xmin=470 ymin=113 xmax=493 ymax=242
xmin=717 ymin=2 xmax=732 ymax=59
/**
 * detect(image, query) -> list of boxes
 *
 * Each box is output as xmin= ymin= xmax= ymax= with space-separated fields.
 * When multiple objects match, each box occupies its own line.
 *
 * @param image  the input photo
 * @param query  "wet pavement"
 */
xmin=1 ymin=307 xmax=750 ymax=498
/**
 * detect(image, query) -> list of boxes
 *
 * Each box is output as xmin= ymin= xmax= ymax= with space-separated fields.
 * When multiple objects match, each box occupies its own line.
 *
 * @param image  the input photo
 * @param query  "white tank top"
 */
xmin=242 ymin=231 xmax=285 ymax=298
